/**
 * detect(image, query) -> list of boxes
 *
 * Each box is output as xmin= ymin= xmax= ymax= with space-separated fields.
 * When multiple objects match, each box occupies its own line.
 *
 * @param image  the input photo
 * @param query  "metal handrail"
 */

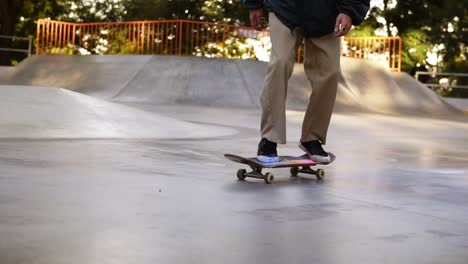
xmin=415 ymin=71 xmax=468 ymax=90
xmin=0 ymin=35 xmax=32 ymax=57
xmin=424 ymin=84 xmax=468 ymax=89
xmin=415 ymin=72 xmax=468 ymax=78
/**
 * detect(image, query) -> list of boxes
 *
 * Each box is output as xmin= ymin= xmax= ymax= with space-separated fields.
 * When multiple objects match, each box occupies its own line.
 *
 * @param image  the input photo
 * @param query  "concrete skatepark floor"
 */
xmin=1 ymin=56 xmax=468 ymax=263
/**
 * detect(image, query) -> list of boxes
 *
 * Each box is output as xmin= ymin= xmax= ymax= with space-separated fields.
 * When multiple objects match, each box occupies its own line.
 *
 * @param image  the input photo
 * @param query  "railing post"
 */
xmin=398 ymin=37 xmax=402 ymax=72
xmin=140 ymin=22 xmax=144 ymax=54
xmin=387 ymin=38 xmax=391 ymax=71
xmin=178 ymin=20 xmax=183 ymax=56
xmin=36 ymin=19 xmax=41 ymax=55
xmin=28 ymin=38 xmax=32 ymax=57
xmin=222 ymin=25 xmax=227 ymax=44
xmin=72 ymin=24 xmax=76 ymax=50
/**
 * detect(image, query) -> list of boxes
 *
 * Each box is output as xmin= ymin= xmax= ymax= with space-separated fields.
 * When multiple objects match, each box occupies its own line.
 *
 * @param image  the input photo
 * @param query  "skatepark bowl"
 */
xmin=0 ymin=55 xmax=467 ymax=264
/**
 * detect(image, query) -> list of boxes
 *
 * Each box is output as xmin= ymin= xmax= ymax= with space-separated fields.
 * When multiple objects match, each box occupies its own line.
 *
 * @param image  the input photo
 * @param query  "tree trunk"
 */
xmin=0 ymin=0 xmax=24 ymax=65
xmin=382 ymin=0 xmax=393 ymax=37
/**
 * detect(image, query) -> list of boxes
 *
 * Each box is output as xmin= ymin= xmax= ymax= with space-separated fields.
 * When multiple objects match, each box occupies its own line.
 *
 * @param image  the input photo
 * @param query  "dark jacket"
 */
xmin=244 ymin=0 xmax=370 ymax=37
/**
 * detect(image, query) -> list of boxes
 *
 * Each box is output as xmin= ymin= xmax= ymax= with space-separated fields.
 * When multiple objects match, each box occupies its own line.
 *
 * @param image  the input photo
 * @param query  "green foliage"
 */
xmin=64 ymin=0 xmax=127 ymax=22
xmin=194 ymin=35 xmax=256 ymax=60
xmin=124 ymin=0 xmax=249 ymax=24
xmin=349 ymin=9 xmax=380 ymax=37
xmin=348 ymin=25 xmax=377 ymax=37
xmin=74 ymin=29 xmax=139 ymax=55
xmin=400 ymin=29 xmax=431 ymax=72
xmin=16 ymin=0 xmax=67 ymax=37
xmin=48 ymin=44 xmax=76 ymax=55
xmin=125 ymin=0 xmax=201 ymax=21
xmin=441 ymin=57 xmax=468 ymax=98
xmin=106 ymin=30 xmax=138 ymax=54
xmin=200 ymin=0 xmax=248 ymax=24
xmin=9 ymin=0 xmax=67 ymax=63
xmin=369 ymin=0 xmax=467 ymax=73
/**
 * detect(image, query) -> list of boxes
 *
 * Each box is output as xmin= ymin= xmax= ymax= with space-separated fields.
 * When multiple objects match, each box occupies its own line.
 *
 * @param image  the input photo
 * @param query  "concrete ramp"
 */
xmin=1 ymin=55 xmax=152 ymax=99
xmin=114 ymin=56 xmax=265 ymax=108
xmin=114 ymin=56 xmax=458 ymax=115
xmin=113 ymin=56 xmax=368 ymax=112
xmin=338 ymin=58 xmax=459 ymax=115
xmin=288 ymin=60 xmax=365 ymax=112
xmin=0 ymin=55 xmax=460 ymax=116
xmin=0 ymin=85 xmax=236 ymax=139
xmin=391 ymin=72 xmax=459 ymax=115
xmin=0 ymin=66 xmax=13 ymax=80
xmin=442 ymin=98 xmax=468 ymax=113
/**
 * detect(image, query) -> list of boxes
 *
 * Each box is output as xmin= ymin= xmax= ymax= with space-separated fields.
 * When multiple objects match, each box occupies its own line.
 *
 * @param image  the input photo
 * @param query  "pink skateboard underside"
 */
xmin=225 ymin=154 xmax=334 ymax=168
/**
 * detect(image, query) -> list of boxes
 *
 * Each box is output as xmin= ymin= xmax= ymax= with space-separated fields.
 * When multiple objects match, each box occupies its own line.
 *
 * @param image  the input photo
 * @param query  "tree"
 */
xmin=64 ymin=0 xmax=127 ymax=22
xmin=1 ymin=0 xmax=129 ymax=65
xmin=0 ymin=0 xmax=67 ymax=65
xmin=124 ymin=0 xmax=249 ymax=25
xmin=355 ymin=0 xmax=467 ymax=73
xmin=124 ymin=0 xmax=201 ymax=21
xmin=6 ymin=0 xmax=65 ymax=65
xmin=199 ymin=0 xmax=248 ymax=24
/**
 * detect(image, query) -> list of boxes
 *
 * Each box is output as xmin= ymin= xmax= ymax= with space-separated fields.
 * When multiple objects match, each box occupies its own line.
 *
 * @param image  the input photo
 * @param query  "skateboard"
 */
xmin=224 ymin=153 xmax=336 ymax=184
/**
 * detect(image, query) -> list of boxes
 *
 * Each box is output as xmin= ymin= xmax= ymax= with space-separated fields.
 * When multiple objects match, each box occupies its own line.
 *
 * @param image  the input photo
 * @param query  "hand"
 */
xmin=335 ymin=13 xmax=352 ymax=37
xmin=250 ymin=8 xmax=264 ymax=31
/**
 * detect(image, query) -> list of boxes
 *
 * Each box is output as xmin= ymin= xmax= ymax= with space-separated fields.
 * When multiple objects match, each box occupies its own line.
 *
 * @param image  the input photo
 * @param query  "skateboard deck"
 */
xmin=224 ymin=153 xmax=335 ymax=184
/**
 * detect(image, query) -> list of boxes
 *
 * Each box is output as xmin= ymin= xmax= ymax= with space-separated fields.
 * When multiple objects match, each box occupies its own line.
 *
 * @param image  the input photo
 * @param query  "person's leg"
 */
xmin=301 ymin=33 xmax=341 ymax=144
xmin=298 ymin=33 xmax=340 ymax=163
xmin=260 ymin=12 xmax=303 ymax=145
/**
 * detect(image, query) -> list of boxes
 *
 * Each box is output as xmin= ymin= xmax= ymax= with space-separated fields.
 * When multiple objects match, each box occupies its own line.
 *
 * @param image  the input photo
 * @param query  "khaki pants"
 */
xmin=261 ymin=12 xmax=341 ymax=144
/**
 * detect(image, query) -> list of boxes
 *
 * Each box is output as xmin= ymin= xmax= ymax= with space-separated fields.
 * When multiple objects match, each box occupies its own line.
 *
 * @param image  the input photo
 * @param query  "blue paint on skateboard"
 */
xmin=225 ymin=153 xmax=335 ymax=168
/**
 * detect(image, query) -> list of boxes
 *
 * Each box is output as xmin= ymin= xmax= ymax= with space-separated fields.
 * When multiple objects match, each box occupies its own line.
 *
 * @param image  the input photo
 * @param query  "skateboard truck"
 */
xmin=237 ymin=166 xmax=275 ymax=184
xmin=290 ymin=166 xmax=325 ymax=180
xmin=236 ymin=165 xmax=325 ymax=184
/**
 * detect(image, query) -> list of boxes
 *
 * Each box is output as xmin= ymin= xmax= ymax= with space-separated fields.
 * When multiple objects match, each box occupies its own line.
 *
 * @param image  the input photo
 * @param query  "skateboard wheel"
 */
xmin=237 ymin=169 xmax=247 ymax=180
xmin=264 ymin=172 xmax=274 ymax=184
xmin=316 ymin=169 xmax=325 ymax=180
xmin=290 ymin=167 xmax=299 ymax=177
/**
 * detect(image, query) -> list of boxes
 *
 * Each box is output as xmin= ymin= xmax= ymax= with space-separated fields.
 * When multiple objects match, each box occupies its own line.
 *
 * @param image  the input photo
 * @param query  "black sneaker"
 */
xmin=299 ymin=140 xmax=332 ymax=163
xmin=257 ymin=138 xmax=280 ymax=163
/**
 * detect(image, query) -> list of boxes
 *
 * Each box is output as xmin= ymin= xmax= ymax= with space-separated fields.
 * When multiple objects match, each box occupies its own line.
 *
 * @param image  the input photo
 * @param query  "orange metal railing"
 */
xmin=341 ymin=36 xmax=402 ymax=72
xmin=36 ymin=19 xmax=402 ymax=72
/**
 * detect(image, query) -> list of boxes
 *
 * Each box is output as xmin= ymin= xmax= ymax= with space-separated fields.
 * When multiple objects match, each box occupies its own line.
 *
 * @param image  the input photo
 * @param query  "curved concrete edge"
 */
xmin=0 ymin=66 xmax=13 ymax=81
xmin=340 ymin=58 xmax=462 ymax=116
xmin=0 ymin=85 xmax=237 ymax=139
xmin=0 ymin=55 xmax=461 ymax=116
xmin=2 ymin=55 xmax=153 ymax=99
xmin=289 ymin=62 xmax=365 ymax=113
xmin=114 ymin=56 xmax=265 ymax=108
xmin=391 ymin=72 xmax=460 ymax=115
xmin=115 ymin=56 xmax=462 ymax=116
xmin=442 ymin=98 xmax=468 ymax=114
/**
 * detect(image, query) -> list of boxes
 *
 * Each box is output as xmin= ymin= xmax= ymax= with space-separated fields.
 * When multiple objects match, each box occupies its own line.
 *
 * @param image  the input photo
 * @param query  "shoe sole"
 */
xmin=299 ymin=143 xmax=331 ymax=163
xmin=257 ymin=155 xmax=280 ymax=163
